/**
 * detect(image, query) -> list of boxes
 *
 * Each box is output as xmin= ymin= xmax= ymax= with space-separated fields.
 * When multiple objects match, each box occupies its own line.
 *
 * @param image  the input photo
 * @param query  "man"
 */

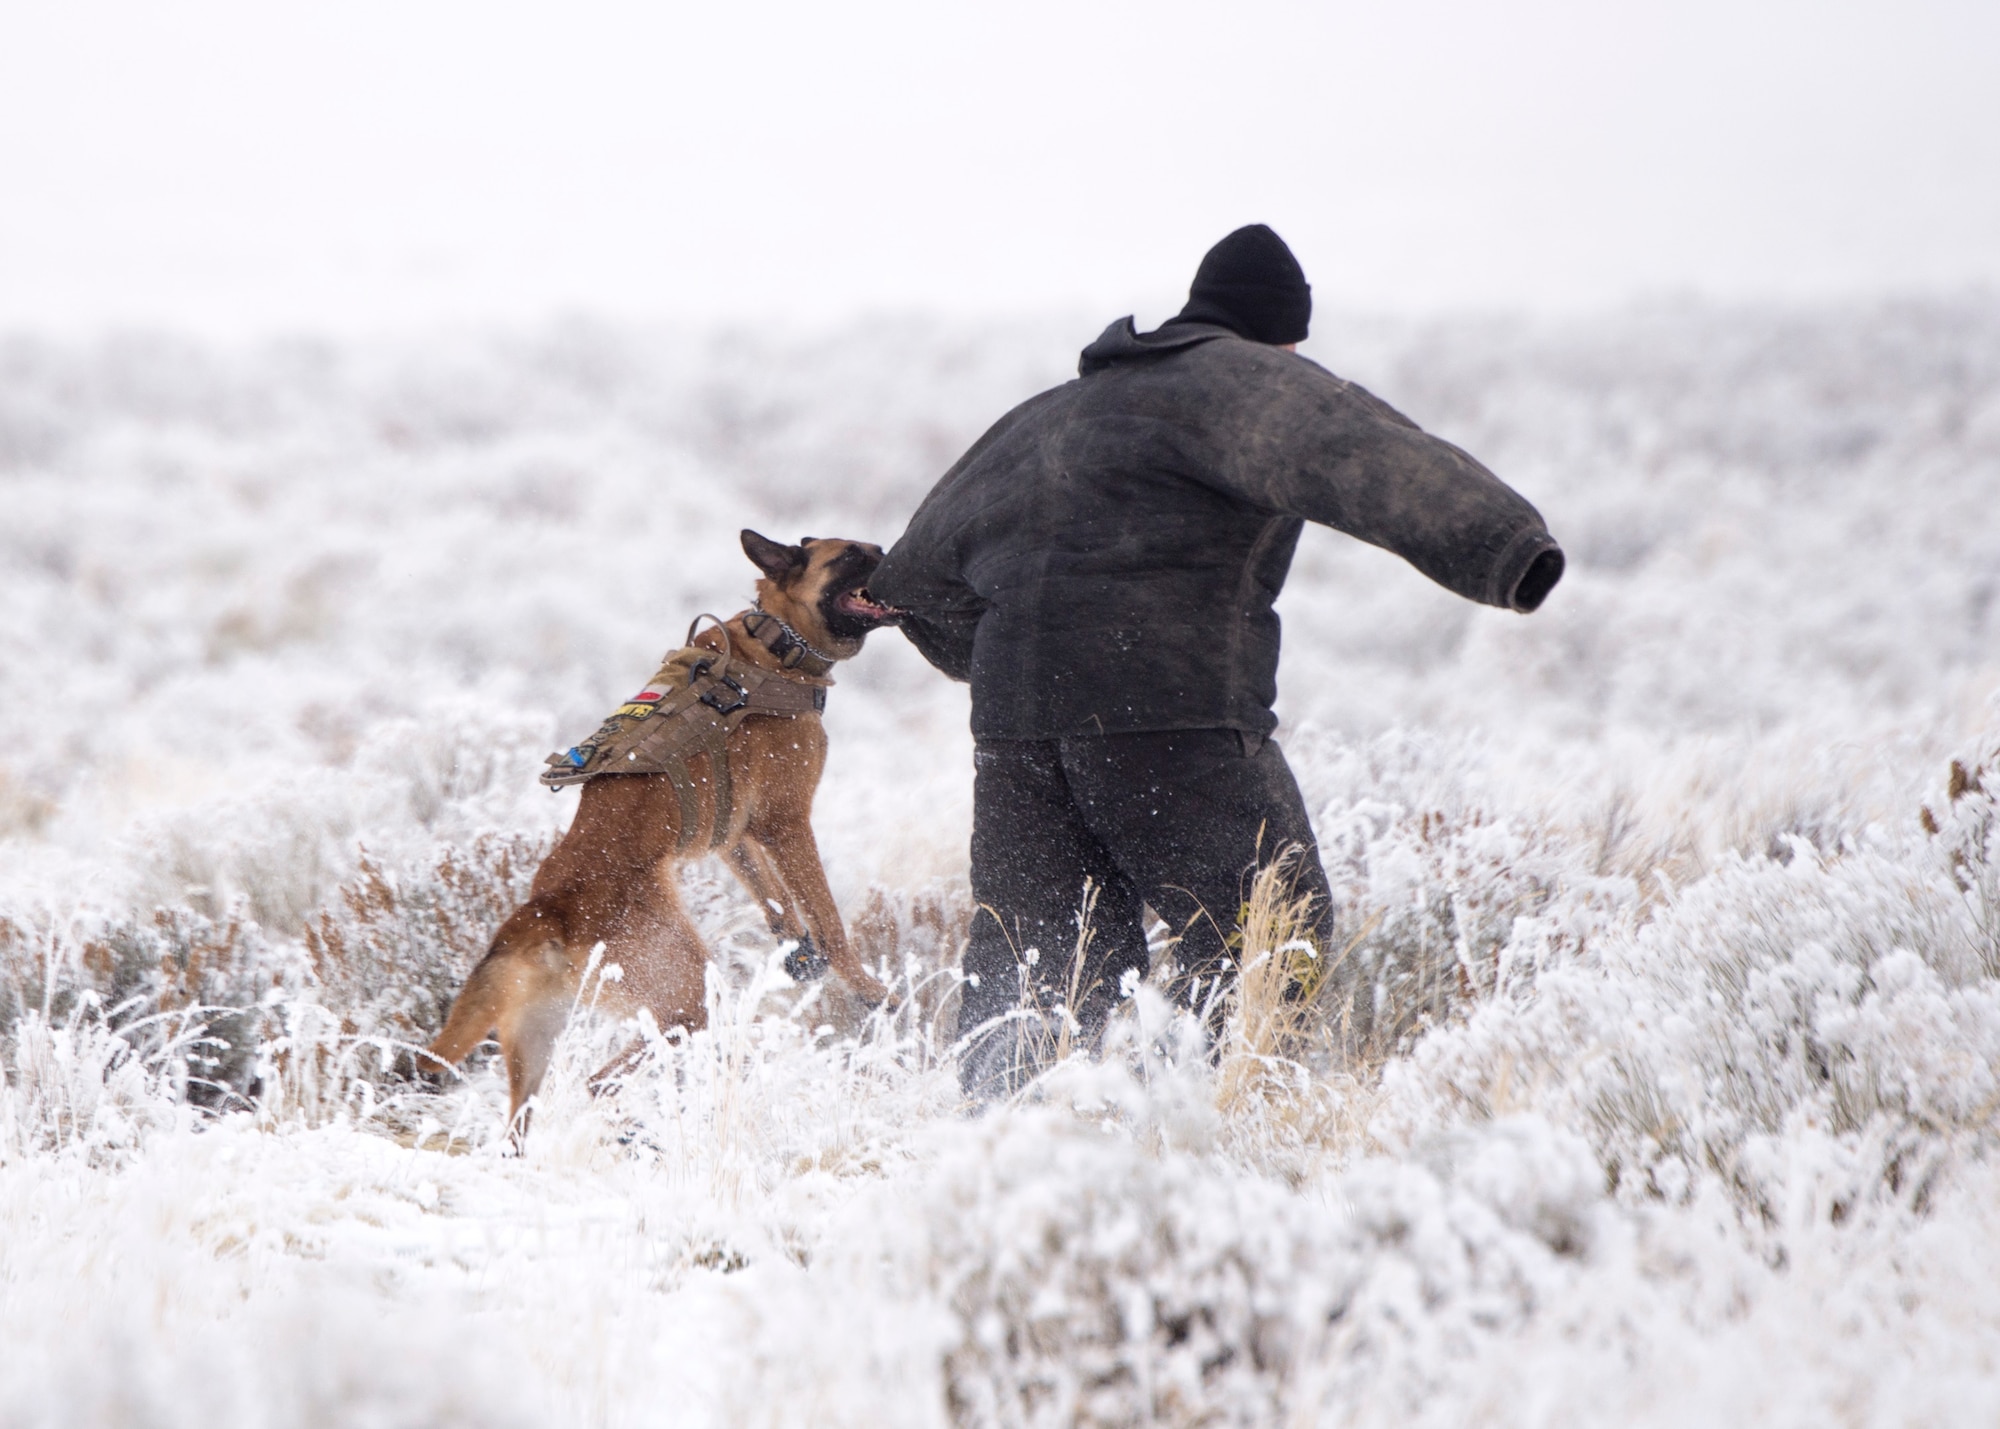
xmin=870 ymin=225 xmax=1563 ymax=1097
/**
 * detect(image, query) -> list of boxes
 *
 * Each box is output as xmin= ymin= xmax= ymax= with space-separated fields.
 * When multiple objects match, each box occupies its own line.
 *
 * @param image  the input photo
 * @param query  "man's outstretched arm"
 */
xmin=1213 ymin=353 xmax=1564 ymax=612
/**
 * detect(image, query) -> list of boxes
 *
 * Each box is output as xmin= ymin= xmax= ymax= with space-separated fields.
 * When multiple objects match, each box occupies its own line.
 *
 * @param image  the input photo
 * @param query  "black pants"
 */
xmin=959 ymin=728 xmax=1333 ymax=1095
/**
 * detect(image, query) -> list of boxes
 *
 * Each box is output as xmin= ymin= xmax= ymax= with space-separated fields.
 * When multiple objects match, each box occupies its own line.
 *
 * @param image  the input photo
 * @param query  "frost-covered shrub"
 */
xmin=1297 ymin=729 xmax=1638 ymax=1058
xmin=0 ymin=1004 xmax=187 ymax=1164
xmin=124 ymin=773 xmax=363 ymax=936
xmin=304 ymin=832 xmax=549 ymax=1043
xmin=1372 ymin=739 xmax=2000 ymax=1225
xmin=1 ymin=897 xmax=284 ymax=1097
xmin=852 ymin=1098 xmax=1611 ymax=1429
xmin=1920 ymin=752 xmax=2000 ymax=974
xmin=888 ymin=1108 xmax=1355 ymax=1427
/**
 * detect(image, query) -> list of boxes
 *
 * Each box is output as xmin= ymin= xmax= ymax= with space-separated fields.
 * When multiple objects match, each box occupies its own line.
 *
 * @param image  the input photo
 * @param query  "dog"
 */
xmin=424 ymin=530 xmax=900 ymax=1126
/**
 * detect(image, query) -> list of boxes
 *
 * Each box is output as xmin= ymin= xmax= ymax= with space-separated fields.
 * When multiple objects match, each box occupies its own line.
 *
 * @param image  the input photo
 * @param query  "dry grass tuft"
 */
xmin=1211 ymin=850 xmax=1385 ymax=1170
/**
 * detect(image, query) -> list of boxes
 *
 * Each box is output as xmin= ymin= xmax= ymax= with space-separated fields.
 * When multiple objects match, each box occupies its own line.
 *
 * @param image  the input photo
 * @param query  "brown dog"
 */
xmin=425 ymin=530 xmax=899 ymax=1125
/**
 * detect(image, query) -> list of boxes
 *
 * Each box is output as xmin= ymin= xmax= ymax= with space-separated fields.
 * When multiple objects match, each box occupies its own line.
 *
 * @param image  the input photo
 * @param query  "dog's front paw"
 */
xmin=782 ymin=936 xmax=829 ymax=983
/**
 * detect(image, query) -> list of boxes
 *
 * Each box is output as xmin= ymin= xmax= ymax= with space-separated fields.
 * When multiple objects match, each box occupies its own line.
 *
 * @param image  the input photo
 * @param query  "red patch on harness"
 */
xmin=631 ymin=691 xmax=663 ymax=703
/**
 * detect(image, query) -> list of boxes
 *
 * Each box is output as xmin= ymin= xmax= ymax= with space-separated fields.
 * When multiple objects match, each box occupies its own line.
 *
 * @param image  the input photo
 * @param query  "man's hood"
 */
xmin=1078 ymin=317 xmax=1239 ymax=377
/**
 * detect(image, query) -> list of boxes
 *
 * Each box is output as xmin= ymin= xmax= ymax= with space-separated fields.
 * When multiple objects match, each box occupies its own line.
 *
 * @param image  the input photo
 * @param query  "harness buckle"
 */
xmin=700 ymin=675 xmax=749 ymax=715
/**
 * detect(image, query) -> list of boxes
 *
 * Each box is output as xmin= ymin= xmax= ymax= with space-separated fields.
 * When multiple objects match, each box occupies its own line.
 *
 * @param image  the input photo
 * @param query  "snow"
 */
xmin=3 ymin=299 xmax=1999 ymax=1425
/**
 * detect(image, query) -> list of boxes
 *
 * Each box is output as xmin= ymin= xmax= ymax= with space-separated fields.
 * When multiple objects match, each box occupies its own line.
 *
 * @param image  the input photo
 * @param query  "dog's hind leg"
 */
xmin=586 ymin=863 xmax=712 ymax=1096
xmin=429 ymin=900 xmax=579 ymax=1122
xmin=498 ymin=982 xmax=574 ymax=1129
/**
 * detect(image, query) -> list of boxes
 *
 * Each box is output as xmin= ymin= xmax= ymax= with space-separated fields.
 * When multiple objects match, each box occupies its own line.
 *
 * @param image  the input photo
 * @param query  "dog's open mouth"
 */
xmin=833 ymin=587 xmax=902 ymax=623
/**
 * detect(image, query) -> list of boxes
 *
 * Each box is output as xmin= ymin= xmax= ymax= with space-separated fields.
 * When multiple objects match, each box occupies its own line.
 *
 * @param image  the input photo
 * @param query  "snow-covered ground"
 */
xmin=3 ymin=300 xmax=1999 ymax=1426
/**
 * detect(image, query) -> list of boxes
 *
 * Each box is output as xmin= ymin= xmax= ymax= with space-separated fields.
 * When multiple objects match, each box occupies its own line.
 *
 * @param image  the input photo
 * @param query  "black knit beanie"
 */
xmin=1170 ymin=224 xmax=1311 ymax=345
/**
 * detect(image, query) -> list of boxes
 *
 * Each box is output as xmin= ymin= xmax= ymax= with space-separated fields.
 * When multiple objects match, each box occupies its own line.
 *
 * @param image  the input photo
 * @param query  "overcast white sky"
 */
xmin=3 ymin=0 xmax=1996 ymax=334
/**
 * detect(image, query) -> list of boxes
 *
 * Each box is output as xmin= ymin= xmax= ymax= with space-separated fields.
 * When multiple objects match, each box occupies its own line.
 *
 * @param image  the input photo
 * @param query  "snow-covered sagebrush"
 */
xmin=2 ymin=300 xmax=1999 ymax=1426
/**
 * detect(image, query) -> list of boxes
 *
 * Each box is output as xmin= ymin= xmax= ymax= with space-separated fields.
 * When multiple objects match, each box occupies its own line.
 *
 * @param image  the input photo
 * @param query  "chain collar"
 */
xmin=741 ymin=606 xmax=838 ymax=677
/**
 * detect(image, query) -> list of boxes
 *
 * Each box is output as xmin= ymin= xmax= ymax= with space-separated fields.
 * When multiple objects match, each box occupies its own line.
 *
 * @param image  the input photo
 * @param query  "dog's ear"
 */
xmin=741 ymin=529 xmax=807 ymax=584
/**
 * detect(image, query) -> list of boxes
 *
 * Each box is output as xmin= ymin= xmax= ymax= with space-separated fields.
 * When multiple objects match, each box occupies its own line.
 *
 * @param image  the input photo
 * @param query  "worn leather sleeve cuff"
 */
xmin=1488 ymin=528 xmax=1566 ymax=612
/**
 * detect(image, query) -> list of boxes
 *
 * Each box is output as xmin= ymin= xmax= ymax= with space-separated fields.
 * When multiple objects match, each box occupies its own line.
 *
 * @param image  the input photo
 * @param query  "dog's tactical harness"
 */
xmin=539 ymin=609 xmax=834 ymax=852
